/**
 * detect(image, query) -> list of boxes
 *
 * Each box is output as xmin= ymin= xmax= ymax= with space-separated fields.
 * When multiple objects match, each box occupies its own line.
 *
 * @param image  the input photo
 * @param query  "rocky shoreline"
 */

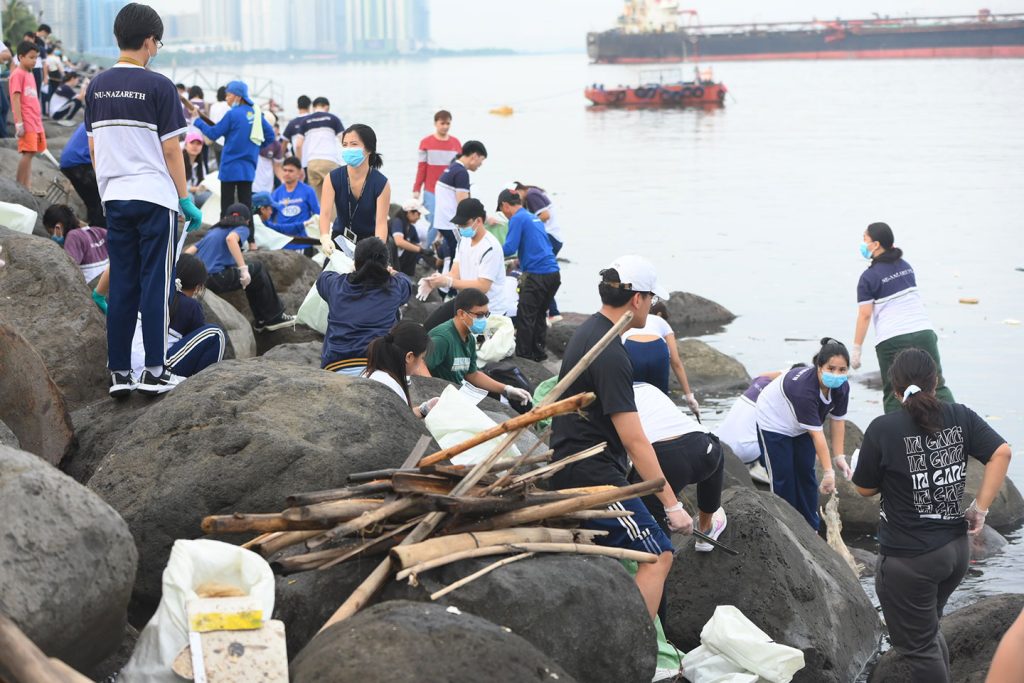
xmin=2 ymin=149 xmax=1023 ymax=680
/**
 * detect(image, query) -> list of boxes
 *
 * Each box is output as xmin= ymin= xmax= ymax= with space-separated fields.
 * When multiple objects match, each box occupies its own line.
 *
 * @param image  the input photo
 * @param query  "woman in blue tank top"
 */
xmin=318 ymin=123 xmax=391 ymax=253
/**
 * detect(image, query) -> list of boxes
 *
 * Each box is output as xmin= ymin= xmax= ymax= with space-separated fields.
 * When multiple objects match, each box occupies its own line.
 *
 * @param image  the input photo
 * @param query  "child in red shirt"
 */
xmin=10 ymin=41 xmax=45 ymax=191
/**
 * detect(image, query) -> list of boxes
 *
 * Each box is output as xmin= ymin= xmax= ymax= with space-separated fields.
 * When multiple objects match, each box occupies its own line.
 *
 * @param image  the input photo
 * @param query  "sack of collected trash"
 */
xmin=295 ymin=251 xmax=354 ymax=334
xmin=0 ymin=201 xmax=38 ymax=235
xmin=424 ymin=384 xmax=521 ymax=466
xmin=476 ymin=314 xmax=516 ymax=364
xmin=120 ymin=539 xmax=275 ymax=683
xmin=681 ymin=605 xmax=805 ymax=683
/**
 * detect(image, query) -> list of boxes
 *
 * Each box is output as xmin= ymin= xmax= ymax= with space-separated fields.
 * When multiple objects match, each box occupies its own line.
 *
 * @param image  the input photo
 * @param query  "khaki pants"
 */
xmin=306 ymin=159 xmax=339 ymax=200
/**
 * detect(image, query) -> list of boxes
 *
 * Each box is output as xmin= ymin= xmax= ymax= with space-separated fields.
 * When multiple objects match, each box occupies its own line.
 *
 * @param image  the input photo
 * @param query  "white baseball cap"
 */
xmin=602 ymin=255 xmax=669 ymax=300
xmin=401 ymin=199 xmax=429 ymax=217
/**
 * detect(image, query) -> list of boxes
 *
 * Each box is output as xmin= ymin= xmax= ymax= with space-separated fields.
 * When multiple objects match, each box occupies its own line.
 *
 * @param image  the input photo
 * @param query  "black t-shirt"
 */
xmin=550 ymin=312 xmax=637 ymax=488
xmin=853 ymin=403 xmax=1005 ymax=557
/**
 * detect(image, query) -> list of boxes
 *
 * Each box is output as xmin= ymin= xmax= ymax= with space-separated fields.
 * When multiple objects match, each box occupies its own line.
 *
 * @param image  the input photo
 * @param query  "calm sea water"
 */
xmin=167 ymin=54 xmax=1024 ymax=598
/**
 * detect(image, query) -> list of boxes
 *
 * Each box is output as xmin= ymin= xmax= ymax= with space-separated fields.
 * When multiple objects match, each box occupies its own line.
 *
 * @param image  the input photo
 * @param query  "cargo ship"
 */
xmin=588 ymin=2 xmax=1024 ymax=63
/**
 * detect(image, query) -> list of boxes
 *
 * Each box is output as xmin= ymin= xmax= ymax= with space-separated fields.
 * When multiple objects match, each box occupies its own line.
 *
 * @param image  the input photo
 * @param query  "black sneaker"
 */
xmin=108 ymin=371 xmax=136 ymax=399
xmin=136 ymin=368 xmax=184 ymax=396
xmin=255 ymin=313 xmax=296 ymax=332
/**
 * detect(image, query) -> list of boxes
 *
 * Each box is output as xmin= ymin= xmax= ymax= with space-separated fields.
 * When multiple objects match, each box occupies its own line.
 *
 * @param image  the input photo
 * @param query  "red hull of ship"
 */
xmin=599 ymin=45 xmax=1024 ymax=64
xmin=585 ymin=82 xmax=727 ymax=107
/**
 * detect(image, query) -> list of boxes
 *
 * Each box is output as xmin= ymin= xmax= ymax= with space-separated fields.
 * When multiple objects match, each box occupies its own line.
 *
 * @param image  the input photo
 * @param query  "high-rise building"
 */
xmin=340 ymin=0 xmax=429 ymax=55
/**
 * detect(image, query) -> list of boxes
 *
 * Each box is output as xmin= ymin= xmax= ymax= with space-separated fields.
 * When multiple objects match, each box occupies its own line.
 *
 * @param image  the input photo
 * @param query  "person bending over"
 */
xmin=185 ymin=204 xmax=294 ymax=332
xmin=363 ymin=320 xmax=438 ymax=419
xmin=42 ymin=204 xmax=109 ymax=283
xmin=318 ymin=237 xmax=410 ymax=375
xmin=854 ymin=348 xmax=1010 ymax=683
xmin=426 ymin=287 xmax=531 ymax=406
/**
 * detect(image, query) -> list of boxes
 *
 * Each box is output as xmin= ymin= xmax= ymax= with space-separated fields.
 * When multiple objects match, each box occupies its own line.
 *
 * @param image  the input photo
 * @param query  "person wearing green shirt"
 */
xmin=427 ymin=287 xmax=532 ymax=405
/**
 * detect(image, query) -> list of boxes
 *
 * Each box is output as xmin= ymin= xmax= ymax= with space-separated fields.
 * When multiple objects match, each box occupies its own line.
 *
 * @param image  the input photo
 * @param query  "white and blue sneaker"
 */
xmin=695 ymin=507 xmax=727 ymax=553
xmin=108 ymin=370 xmax=136 ymax=399
xmin=136 ymin=368 xmax=184 ymax=396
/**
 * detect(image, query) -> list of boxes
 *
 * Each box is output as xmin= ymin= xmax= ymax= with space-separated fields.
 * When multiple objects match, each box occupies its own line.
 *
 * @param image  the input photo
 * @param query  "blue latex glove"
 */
xmin=179 ymin=196 xmax=204 ymax=233
xmin=91 ymin=288 xmax=108 ymax=314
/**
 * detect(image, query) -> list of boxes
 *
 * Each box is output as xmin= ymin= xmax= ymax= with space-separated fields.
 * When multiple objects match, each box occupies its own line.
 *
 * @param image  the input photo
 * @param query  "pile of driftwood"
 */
xmin=201 ymin=311 xmax=654 ymax=635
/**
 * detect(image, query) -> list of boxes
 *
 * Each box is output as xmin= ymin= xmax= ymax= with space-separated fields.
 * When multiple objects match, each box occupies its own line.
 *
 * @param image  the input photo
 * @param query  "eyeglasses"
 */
xmin=152 ymin=37 xmax=163 ymax=49
xmin=462 ymin=310 xmax=490 ymax=320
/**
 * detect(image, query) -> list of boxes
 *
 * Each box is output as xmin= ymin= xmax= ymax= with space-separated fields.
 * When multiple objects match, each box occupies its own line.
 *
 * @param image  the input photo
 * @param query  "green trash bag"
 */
xmin=621 ymin=559 xmax=684 ymax=675
xmin=532 ymin=376 xmax=559 ymax=432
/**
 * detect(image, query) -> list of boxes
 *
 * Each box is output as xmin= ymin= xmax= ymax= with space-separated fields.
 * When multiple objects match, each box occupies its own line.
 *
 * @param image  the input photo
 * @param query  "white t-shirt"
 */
xmin=208 ymin=100 xmax=231 ymax=144
xmin=715 ymin=396 xmax=760 ymax=463
xmin=622 ymin=315 xmax=673 ymax=342
xmin=367 ymin=369 xmax=407 ymax=403
xmin=455 ymin=231 xmax=515 ymax=317
xmin=254 ymin=155 xmax=275 ymax=194
xmin=634 ymin=382 xmax=707 ymax=444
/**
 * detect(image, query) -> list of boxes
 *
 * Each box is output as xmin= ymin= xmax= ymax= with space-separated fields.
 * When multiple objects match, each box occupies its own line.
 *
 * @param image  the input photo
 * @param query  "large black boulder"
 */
xmin=665 ymin=487 xmax=882 ymax=683
xmin=66 ymin=393 xmax=161 ymax=484
xmin=0 ymin=445 xmax=137 ymax=671
xmin=544 ymin=312 xmax=591 ymax=358
xmin=869 ymin=593 xmax=1024 ymax=683
xmin=663 ymin=290 xmax=737 ymax=335
xmin=674 ymin=338 xmax=751 ymax=395
xmin=87 ymin=360 xmax=432 ymax=610
xmin=290 ymin=600 xmax=576 ymax=683
xmin=382 ymin=554 xmax=656 ymax=682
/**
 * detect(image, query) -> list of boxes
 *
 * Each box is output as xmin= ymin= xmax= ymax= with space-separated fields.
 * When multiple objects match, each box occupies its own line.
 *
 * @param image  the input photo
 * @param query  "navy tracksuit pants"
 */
xmin=105 ymin=200 xmax=178 ymax=372
xmin=758 ymin=427 xmax=821 ymax=530
xmin=166 ymin=325 xmax=225 ymax=377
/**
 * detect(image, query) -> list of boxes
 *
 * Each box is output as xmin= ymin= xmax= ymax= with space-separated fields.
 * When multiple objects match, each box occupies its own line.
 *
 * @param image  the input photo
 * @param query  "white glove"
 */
xmin=965 ymin=499 xmax=988 ymax=536
xmin=819 ymin=469 xmax=836 ymax=495
xmin=417 ymin=396 xmax=439 ymax=418
xmin=685 ymin=392 xmax=700 ymax=416
xmin=503 ymin=385 xmax=532 ymax=406
xmin=416 ymin=277 xmax=432 ymax=302
xmin=238 ymin=265 xmax=252 ymax=289
xmin=833 ymin=454 xmax=853 ymax=480
xmin=851 ymin=344 xmax=862 ymax=370
xmin=319 ymin=233 xmax=335 ymax=257
xmin=15 ymin=122 xmax=25 ymax=138
xmin=664 ymin=502 xmax=693 ymax=535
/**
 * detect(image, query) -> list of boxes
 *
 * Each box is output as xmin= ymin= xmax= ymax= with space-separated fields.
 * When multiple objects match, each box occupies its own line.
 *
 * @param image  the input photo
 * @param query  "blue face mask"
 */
xmin=859 ymin=242 xmax=872 ymax=259
xmin=821 ymin=372 xmax=848 ymax=389
xmin=469 ymin=317 xmax=487 ymax=335
xmin=459 ymin=226 xmax=476 ymax=239
xmin=342 ymin=147 xmax=366 ymax=167
xmin=51 ymin=235 xmax=65 ymax=246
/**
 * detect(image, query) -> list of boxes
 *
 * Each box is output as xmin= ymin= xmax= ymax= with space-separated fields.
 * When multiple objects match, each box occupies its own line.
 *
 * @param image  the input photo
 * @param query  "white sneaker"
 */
xmin=748 ymin=462 xmax=771 ymax=485
xmin=695 ymin=507 xmax=727 ymax=553
xmin=136 ymin=368 xmax=185 ymax=395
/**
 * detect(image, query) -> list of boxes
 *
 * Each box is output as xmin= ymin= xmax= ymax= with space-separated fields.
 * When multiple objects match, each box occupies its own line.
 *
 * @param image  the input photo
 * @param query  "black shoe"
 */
xmin=136 ymin=368 xmax=184 ymax=396
xmin=255 ymin=313 xmax=296 ymax=332
xmin=108 ymin=370 xmax=136 ymax=398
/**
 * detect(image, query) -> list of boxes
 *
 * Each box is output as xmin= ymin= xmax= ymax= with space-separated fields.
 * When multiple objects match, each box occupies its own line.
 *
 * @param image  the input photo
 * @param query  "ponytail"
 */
xmin=343 ymin=123 xmax=383 ymax=169
xmin=813 ymin=337 xmax=850 ymax=368
xmin=349 ymin=237 xmax=390 ymax=290
xmin=866 ymin=221 xmax=904 ymax=263
xmin=889 ymin=348 xmax=944 ymax=434
xmin=363 ymin=321 xmax=431 ymax=405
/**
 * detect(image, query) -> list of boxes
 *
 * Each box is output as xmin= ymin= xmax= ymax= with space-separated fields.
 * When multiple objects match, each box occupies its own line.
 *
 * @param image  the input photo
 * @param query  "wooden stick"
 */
xmin=286 ymin=481 xmax=392 ymax=507
xmin=318 ymin=311 xmax=634 ymax=629
xmin=280 ymin=499 xmax=383 ymax=522
xmin=491 ymin=449 xmax=553 ymax=471
xmin=401 ymin=434 xmax=434 ymax=468
xmin=429 ymin=552 xmax=535 ymax=601
xmin=0 ymin=612 xmax=92 ymax=683
xmin=317 ymin=518 xmax=424 ymax=571
xmin=453 ymin=478 xmax=664 ymax=534
xmin=492 ymin=443 xmax=607 ymax=493
xmin=390 ymin=527 xmax=606 ymax=569
xmin=417 ymin=392 xmax=595 ymax=468
xmin=272 ymin=544 xmax=362 ymax=573
xmin=201 ymin=513 xmax=335 ymax=534
xmin=306 ymin=498 xmax=418 ymax=549
xmin=180 ymin=93 xmax=215 ymax=125
xmin=241 ymin=531 xmax=279 ymax=550
xmin=254 ymin=530 xmax=322 ymax=556
xmin=554 ymin=509 xmax=634 ymax=520
xmin=481 ymin=429 xmax=552 ymax=494
xmin=397 ymin=541 xmax=656 ymax=581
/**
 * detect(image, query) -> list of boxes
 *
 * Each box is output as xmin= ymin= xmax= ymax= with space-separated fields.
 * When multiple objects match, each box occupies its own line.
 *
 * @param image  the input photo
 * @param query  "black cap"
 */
xmin=495 ymin=188 xmax=519 ymax=211
xmin=451 ymin=198 xmax=486 ymax=226
xmin=218 ymin=203 xmax=251 ymax=227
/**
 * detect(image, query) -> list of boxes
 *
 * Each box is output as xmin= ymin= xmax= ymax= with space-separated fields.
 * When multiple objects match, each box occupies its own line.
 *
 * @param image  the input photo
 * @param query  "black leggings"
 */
xmin=631 ymin=431 xmax=725 ymax=531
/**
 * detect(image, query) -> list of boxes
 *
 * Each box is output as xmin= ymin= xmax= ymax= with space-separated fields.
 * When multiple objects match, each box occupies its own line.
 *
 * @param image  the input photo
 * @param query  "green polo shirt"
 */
xmin=427 ymin=319 xmax=477 ymax=384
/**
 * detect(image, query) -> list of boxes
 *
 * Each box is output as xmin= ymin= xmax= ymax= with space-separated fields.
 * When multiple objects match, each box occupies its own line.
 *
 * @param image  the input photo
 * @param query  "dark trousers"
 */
xmin=547 ymin=235 xmax=563 ymax=316
xmin=624 ymin=338 xmax=670 ymax=393
xmin=206 ymin=259 xmax=284 ymax=326
xmin=220 ymin=180 xmax=253 ymax=242
xmin=876 ymin=536 xmax=970 ymax=683
xmin=758 ymin=427 xmax=820 ymax=530
xmin=633 ymin=432 xmax=725 ymax=532
xmin=0 ymin=79 xmax=10 ymax=138
xmin=104 ymin=200 xmax=178 ymax=371
xmin=52 ymin=99 xmax=82 ymax=121
xmin=62 ymin=164 xmax=106 ymax=228
xmin=515 ymin=271 xmax=560 ymax=361
xmin=166 ymin=324 xmax=225 ymax=376
xmin=876 ymin=329 xmax=955 ymax=414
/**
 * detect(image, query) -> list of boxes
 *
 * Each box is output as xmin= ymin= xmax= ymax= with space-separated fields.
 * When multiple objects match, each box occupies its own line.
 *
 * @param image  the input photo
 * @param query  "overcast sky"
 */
xmin=146 ymin=0 xmax=1024 ymax=51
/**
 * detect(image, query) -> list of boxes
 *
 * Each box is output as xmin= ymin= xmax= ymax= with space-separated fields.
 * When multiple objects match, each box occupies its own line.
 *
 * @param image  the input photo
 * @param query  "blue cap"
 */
xmin=225 ymin=80 xmax=252 ymax=105
xmin=252 ymin=192 xmax=281 ymax=212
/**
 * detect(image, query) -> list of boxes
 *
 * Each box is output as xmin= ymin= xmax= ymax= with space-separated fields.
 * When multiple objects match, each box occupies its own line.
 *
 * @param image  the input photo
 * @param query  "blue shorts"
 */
xmin=585 ymin=496 xmax=674 ymax=555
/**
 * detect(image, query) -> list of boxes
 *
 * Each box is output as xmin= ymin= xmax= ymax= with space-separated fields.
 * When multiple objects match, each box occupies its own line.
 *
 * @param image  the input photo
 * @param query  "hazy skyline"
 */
xmin=142 ymin=0 xmax=1024 ymax=51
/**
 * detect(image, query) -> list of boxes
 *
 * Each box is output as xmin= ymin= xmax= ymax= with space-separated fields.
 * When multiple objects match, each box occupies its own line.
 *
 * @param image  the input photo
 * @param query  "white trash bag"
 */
xmin=295 ymin=250 xmax=354 ymax=334
xmin=120 ymin=539 xmax=275 ymax=683
xmin=476 ymin=314 xmax=516 ymax=365
xmin=0 ymin=201 xmax=38 ymax=235
xmin=424 ymin=384 xmax=521 ymax=466
xmin=682 ymin=605 xmax=805 ymax=683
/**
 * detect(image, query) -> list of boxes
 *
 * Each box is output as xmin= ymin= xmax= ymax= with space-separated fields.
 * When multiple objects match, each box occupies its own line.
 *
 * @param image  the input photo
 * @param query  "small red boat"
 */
xmin=585 ymin=68 xmax=727 ymax=107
